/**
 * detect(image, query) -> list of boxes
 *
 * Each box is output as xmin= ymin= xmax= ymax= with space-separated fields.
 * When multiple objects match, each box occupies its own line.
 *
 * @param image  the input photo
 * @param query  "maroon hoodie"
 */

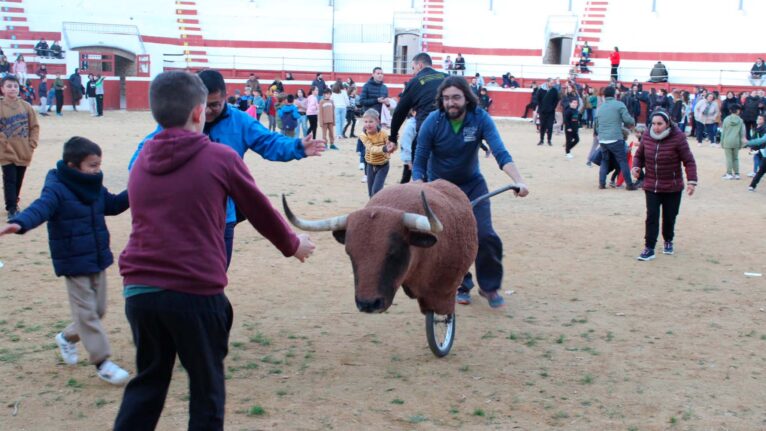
xmin=119 ymin=128 xmax=299 ymax=295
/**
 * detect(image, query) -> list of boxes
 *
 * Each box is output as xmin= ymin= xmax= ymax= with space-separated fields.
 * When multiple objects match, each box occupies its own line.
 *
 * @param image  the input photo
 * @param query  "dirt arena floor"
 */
xmin=0 ymin=110 xmax=764 ymax=430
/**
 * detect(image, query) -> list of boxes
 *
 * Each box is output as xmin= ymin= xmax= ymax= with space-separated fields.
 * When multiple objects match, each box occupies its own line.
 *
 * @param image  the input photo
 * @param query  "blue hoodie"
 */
xmin=414 ymin=108 xmax=513 ymax=185
xmin=128 ymin=104 xmax=305 ymax=223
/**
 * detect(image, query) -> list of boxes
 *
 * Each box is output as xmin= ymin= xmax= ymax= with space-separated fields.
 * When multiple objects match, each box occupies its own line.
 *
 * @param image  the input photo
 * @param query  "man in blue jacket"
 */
xmin=129 ymin=70 xmax=325 ymax=266
xmin=359 ymin=67 xmax=388 ymax=114
xmin=414 ymin=76 xmax=529 ymax=308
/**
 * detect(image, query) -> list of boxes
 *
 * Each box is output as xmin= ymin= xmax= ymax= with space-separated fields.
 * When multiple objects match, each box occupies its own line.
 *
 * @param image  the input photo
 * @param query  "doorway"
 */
xmin=543 ymin=36 xmax=573 ymax=65
xmin=394 ymin=32 xmax=419 ymax=74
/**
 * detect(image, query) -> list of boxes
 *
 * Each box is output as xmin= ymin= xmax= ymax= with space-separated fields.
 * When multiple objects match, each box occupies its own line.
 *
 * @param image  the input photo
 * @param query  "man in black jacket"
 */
xmin=749 ymin=58 xmax=766 ymax=86
xmin=311 ymin=73 xmax=326 ymax=96
xmin=359 ymin=67 xmax=388 ymax=114
xmin=389 ymin=52 xmax=446 ymax=182
xmin=536 ymin=78 xmax=559 ymax=146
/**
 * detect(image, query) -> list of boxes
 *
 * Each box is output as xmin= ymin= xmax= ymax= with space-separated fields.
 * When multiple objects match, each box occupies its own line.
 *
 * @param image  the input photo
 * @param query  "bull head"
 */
xmin=282 ymin=192 xmax=443 ymax=313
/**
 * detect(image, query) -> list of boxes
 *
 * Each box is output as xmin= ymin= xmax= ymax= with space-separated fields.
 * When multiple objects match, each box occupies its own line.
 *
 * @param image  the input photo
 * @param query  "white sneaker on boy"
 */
xmin=55 ymin=332 xmax=78 ymax=365
xmin=97 ymin=360 xmax=130 ymax=385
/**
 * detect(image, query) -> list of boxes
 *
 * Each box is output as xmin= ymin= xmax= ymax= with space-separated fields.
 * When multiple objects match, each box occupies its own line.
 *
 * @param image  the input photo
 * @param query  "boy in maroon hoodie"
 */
xmin=114 ymin=71 xmax=315 ymax=431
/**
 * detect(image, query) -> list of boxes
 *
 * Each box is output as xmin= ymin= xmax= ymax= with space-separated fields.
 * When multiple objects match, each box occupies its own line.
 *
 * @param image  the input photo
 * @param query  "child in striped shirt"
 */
xmin=359 ymin=109 xmax=396 ymax=197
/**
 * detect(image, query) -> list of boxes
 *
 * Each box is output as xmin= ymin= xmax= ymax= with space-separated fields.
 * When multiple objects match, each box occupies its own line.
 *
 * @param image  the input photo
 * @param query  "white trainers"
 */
xmin=360 ymin=175 xmax=367 ymax=183
xmin=565 ymin=153 xmax=574 ymax=159
xmin=748 ymin=171 xmax=756 ymax=177
xmin=721 ymin=174 xmax=734 ymax=180
xmin=97 ymin=360 xmax=130 ymax=385
xmin=55 ymin=332 xmax=78 ymax=365
xmin=358 ymin=162 xmax=364 ymax=170
xmin=748 ymin=186 xmax=755 ymax=192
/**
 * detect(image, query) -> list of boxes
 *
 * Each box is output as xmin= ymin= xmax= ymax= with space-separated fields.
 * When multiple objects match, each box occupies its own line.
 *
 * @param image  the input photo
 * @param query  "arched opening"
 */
xmin=393 ymin=31 xmax=420 ymax=74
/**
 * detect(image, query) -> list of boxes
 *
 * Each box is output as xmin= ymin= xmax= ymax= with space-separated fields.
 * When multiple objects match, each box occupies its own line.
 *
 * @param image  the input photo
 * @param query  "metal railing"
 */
xmin=161 ymin=53 xmax=764 ymax=88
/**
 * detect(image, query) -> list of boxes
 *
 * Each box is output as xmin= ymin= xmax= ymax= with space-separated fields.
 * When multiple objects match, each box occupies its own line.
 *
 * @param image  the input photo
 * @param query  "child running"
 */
xmin=113 ymin=71 xmax=315 ymax=431
xmin=563 ymin=98 xmax=581 ymax=159
xmin=359 ymin=109 xmax=396 ymax=197
xmin=0 ymin=75 xmax=40 ymax=220
xmin=0 ymin=136 xmax=130 ymax=385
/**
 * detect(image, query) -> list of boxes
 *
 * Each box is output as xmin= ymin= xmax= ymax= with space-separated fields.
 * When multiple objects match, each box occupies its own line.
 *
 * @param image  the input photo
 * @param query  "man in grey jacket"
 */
xmin=594 ymin=86 xmax=636 ymax=190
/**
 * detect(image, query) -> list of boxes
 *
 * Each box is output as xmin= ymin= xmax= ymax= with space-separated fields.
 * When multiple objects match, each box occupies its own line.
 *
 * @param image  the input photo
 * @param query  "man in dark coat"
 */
xmin=359 ymin=67 xmax=388 ymax=114
xmin=69 ymin=68 xmax=83 ymax=111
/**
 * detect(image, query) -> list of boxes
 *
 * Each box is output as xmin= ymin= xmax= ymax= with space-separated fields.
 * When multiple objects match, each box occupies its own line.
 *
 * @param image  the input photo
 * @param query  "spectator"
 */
xmin=34 ymin=39 xmax=49 ymax=57
xmin=311 ymin=73 xmax=326 ymax=97
xmin=487 ymin=77 xmax=498 ymax=87
xmin=94 ymin=74 xmax=104 ymax=117
xmin=741 ymin=90 xmax=761 ymax=139
xmin=331 ymin=82 xmax=349 ymax=140
xmin=12 ymin=55 xmax=27 ymax=84
xmin=649 ymin=61 xmax=669 ymax=83
xmin=0 ymin=56 xmax=10 ymax=76
xmin=284 ymin=72 xmax=294 ymax=81
xmin=68 ymin=68 xmax=83 ymax=111
xmin=536 ymin=78 xmax=559 ymax=146
xmin=454 ymin=53 xmax=466 ymax=76
xmin=522 ymin=81 xmax=538 ymax=119
xmin=474 ymin=72 xmax=484 ymax=88
xmin=581 ymin=41 xmax=592 ymax=60
xmin=749 ymin=58 xmax=766 ymax=86
xmin=478 ymin=87 xmax=492 ymax=112
xmin=443 ymin=55 xmax=453 ymax=74
xmin=632 ymin=110 xmax=697 ymax=261
xmin=720 ymin=104 xmax=745 ymax=179
xmin=245 ymin=73 xmax=260 ymax=92
xmin=693 ymin=93 xmax=720 ymax=146
xmin=51 ymin=41 xmax=63 ymax=59
xmin=270 ymin=76 xmax=284 ymax=93
xmin=35 ymin=64 xmax=47 ymax=81
xmin=579 ymin=56 xmax=590 ymax=73
xmin=359 ymin=67 xmax=388 ymax=114
xmin=594 ymin=85 xmax=636 ymax=190
xmin=85 ymin=73 xmax=97 ymax=116
xmin=721 ymin=91 xmax=738 ymax=120
xmin=609 ymin=47 xmax=620 ymax=81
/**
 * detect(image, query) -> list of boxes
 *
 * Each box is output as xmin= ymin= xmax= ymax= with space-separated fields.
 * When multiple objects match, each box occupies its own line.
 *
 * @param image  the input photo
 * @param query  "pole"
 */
xmin=330 ymin=0 xmax=335 ymax=74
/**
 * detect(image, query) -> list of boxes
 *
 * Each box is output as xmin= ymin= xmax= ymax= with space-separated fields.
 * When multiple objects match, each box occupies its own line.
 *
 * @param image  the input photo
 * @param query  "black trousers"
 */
xmin=2 ymin=164 xmax=27 ymax=212
xmin=55 ymin=89 xmax=64 ymax=114
xmin=611 ymin=65 xmax=619 ymax=80
xmin=522 ymin=103 xmax=537 ymax=118
xmin=307 ymin=114 xmax=318 ymax=139
xmin=644 ymin=190 xmax=682 ymax=249
xmin=96 ymin=94 xmax=104 ymax=116
xmin=114 ymin=291 xmax=233 ymax=431
xmin=750 ymin=156 xmax=766 ymax=189
xmin=343 ymin=110 xmax=356 ymax=136
xmin=744 ymin=120 xmax=756 ymax=140
xmin=539 ymin=112 xmax=554 ymax=143
xmin=565 ymin=129 xmax=579 ymax=153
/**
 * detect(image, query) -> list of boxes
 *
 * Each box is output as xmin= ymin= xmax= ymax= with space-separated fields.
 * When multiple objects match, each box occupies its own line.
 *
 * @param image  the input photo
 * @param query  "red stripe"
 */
xmin=11 ymin=43 xmax=33 ymax=48
xmin=423 ymin=33 xmax=443 ymax=39
xmin=424 ymin=25 xmax=443 ymax=30
xmin=179 ymin=26 xmax=201 ymax=31
xmin=142 ymin=35 xmax=332 ymax=50
xmin=581 ymin=28 xmax=602 ymax=33
xmin=592 ymin=50 xmax=766 ymax=63
xmin=586 ymin=7 xmax=607 ymax=11
xmin=0 ymin=30 xmax=61 ymax=40
xmin=581 ymin=20 xmax=603 ymax=25
xmin=176 ymin=18 xmax=200 ymax=24
xmin=1 ymin=0 xmax=22 ymax=3
xmin=176 ymin=1 xmax=196 ymax=4
xmin=439 ymin=45 xmax=541 ymax=57
xmin=3 ymin=17 xmax=26 ymax=22
xmin=591 ymin=1 xmax=609 ymax=4
xmin=424 ymin=17 xmax=444 ymax=22
xmin=185 ymin=50 xmax=207 ymax=55
xmin=187 ymin=58 xmax=208 ymax=63
xmin=577 ymin=36 xmax=600 ymax=42
xmin=5 ymin=25 xmax=29 ymax=31
xmin=175 ymin=9 xmax=197 ymax=15
xmin=586 ymin=13 xmax=605 ymax=17
xmin=1 ymin=6 xmax=24 ymax=12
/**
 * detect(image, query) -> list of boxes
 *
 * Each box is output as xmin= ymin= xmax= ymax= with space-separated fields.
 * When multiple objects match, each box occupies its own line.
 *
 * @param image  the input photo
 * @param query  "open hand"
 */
xmin=302 ymin=135 xmax=326 ymax=157
xmin=0 ymin=223 xmax=21 ymax=237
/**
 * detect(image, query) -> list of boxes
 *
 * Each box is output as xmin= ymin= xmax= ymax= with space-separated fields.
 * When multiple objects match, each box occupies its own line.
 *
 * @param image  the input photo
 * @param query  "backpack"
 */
xmin=281 ymin=108 xmax=297 ymax=131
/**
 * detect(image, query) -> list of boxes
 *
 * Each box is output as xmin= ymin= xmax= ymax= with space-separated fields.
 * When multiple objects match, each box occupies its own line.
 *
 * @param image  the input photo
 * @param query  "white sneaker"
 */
xmin=721 ymin=174 xmax=733 ymax=180
xmin=748 ymin=186 xmax=755 ymax=192
xmin=565 ymin=153 xmax=574 ymax=159
xmin=97 ymin=360 xmax=130 ymax=385
xmin=360 ymin=175 xmax=367 ymax=183
xmin=734 ymin=174 xmax=741 ymax=180
xmin=358 ymin=162 xmax=364 ymax=170
xmin=55 ymin=332 xmax=78 ymax=365
xmin=747 ymin=172 xmax=756 ymax=177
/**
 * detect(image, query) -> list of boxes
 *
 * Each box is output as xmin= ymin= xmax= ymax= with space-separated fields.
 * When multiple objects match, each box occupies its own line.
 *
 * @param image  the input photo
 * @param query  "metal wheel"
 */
xmin=425 ymin=311 xmax=455 ymax=357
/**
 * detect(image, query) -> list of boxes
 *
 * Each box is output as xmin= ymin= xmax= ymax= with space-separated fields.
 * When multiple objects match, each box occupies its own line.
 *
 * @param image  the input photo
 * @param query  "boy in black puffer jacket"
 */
xmin=0 ymin=137 xmax=130 ymax=385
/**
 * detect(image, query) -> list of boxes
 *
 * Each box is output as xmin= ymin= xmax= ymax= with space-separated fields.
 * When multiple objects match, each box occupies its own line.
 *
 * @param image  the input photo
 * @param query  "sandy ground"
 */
xmin=0 ymin=110 xmax=764 ymax=431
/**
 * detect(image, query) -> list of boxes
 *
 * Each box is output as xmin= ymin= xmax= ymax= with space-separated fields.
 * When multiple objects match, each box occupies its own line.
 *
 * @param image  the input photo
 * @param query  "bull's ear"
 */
xmin=408 ymin=232 xmax=437 ymax=248
xmin=332 ymin=230 xmax=347 ymax=244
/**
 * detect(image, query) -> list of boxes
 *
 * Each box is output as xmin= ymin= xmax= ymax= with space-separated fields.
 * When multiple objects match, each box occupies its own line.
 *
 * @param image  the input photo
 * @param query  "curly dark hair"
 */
xmin=435 ymin=76 xmax=479 ymax=113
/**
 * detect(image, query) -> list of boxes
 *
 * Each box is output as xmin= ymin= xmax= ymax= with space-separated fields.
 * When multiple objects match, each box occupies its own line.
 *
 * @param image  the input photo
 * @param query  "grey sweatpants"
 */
xmin=63 ymin=271 xmax=111 ymax=364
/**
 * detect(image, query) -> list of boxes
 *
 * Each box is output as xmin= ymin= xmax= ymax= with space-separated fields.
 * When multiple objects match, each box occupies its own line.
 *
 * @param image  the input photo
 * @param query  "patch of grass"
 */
xmin=552 ymin=411 xmax=569 ymax=420
xmin=95 ymin=398 xmax=109 ymax=408
xmin=260 ymin=355 xmax=281 ymax=365
xmin=605 ymin=331 xmax=614 ymax=342
xmin=555 ymin=335 xmax=565 ymax=344
xmin=669 ymin=416 xmax=677 ymax=425
xmin=472 ymin=408 xmax=486 ymax=417
xmin=539 ymin=370 xmax=549 ymax=378
xmin=580 ymin=373 xmax=594 ymax=385
xmin=459 ymin=365 xmax=470 ymax=372
xmin=244 ymin=362 xmax=259 ymax=370
xmin=449 ymin=407 xmax=459 ymax=415
xmin=276 ymin=389 xmax=287 ymax=397
xmin=9 ymin=334 xmax=20 ymax=342
xmin=408 ymin=414 xmax=427 ymax=424
xmin=66 ymin=378 xmax=83 ymax=389
xmin=231 ymin=341 xmax=245 ymax=349
xmin=391 ymin=398 xmax=404 ymax=405
xmin=249 ymin=332 xmax=271 ymax=346
xmin=507 ymin=332 xmax=518 ymax=341
xmin=480 ymin=331 xmax=496 ymax=339
xmin=0 ymin=348 xmax=21 ymax=363
xmin=627 ymin=427 xmax=639 ymax=431
xmin=248 ymin=405 xmax=266 ymax=416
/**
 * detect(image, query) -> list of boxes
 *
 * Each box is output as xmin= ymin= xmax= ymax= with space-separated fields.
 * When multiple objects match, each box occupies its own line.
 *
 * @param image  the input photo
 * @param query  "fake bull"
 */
xmin=283 ymin=180 xmax=478 ymax=316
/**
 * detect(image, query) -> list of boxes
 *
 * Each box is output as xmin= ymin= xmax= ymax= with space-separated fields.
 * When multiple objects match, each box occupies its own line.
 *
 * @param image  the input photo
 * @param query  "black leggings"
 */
xmin=307 ymin=115 xmax=318 ymax=139
xmin=565 ymin=129 xmax=579 ymax=153
xmin=55 ymin=89 xmax=64 ymax=114
xmin=644 ymin=190 xmax=682 ymax=249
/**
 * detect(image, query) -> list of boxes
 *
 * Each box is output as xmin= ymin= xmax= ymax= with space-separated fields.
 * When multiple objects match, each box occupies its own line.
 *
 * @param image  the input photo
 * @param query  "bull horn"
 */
xmin=402 ymin=191 xmax=444 ymax=234
xmin=282 ymin=194 xmax=348 ymax=231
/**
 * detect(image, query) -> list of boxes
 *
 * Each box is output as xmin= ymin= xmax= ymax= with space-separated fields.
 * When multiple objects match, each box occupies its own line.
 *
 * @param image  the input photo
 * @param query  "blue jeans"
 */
xmin=224 ymin=222 xmax=236 ymax=269
xmin=599 ymin=140 xmax=633 ymax=188
xmin=457 ymin=176 xmax=504 ymax=293
xmin=754 ymin=152 xmax=763 ymax=175
xmin=335 ymin=107 xmax=346 ymax=137
xmin=366 ymin=163 xmax=389 ymax=197
xmin=299 ymin=114 xmax=308 ymax=137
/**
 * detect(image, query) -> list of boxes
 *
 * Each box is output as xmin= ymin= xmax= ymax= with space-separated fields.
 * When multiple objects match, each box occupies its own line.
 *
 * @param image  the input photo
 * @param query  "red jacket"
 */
xmin=633 ymin=127 xmax=698 ymax=193
xmin=609 ymin=51 xmax=620 ymax=66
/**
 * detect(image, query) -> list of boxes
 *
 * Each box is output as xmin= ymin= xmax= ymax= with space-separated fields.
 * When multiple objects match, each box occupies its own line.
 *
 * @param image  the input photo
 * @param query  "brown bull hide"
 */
xmin=339 ymin=180 xmax=478 ymax=315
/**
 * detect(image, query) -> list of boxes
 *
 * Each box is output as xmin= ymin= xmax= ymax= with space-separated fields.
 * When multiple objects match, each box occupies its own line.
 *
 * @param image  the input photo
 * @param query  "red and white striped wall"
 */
xmin=175 ymin=0 xmax=208 ymax=65
xmin=421 ymin=0 xmax=444 ymax=68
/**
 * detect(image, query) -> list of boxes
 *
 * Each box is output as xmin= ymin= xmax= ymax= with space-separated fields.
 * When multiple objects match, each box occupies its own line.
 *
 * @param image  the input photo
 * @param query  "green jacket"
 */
xmin=594 ymin=97 xmax=635 ymax=142
xmin=720 ymin=114 xmax=745 ymax=149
